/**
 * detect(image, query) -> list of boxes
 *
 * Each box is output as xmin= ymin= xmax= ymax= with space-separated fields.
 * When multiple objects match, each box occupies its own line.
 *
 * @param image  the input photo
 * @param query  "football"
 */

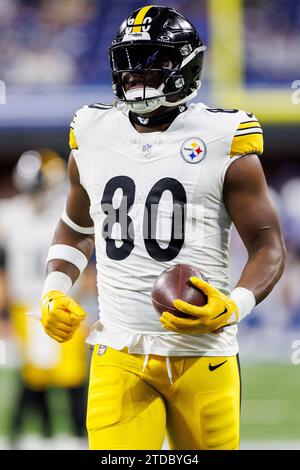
xmin=151 ymin=264 xmax=208 ymax=318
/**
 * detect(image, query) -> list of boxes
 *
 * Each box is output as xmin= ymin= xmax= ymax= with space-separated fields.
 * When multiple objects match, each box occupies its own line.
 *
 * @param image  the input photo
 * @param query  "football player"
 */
xmin=40 ymin=6 xmax=285 ymax=450
xmin=0 ymin=149 xmax=88 ymax=447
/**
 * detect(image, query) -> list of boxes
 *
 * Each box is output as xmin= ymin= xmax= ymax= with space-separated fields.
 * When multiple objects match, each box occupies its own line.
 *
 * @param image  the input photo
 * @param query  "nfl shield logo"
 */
xmin=180 ymin=137 xmax=207 ymax=164
xmin=142 ymin=143 xmax=152 ymax=156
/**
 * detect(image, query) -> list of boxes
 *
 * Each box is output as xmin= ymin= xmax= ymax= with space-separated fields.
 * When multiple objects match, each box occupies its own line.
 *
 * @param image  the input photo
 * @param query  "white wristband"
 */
xmin=62 ymin=207 xmax=94 ymax=235
xmin=46 ymin=244 xmax=88 ymax=274
xmin=42 ymin=271 xmax=73 ymax=297
xmin=230 ymin=287 xmax=256 ymax=322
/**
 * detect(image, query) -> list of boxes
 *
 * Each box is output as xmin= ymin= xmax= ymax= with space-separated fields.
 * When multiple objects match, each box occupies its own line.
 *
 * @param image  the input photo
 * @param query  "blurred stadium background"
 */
xmin=0 ymin=0 xmax=300 ymax=450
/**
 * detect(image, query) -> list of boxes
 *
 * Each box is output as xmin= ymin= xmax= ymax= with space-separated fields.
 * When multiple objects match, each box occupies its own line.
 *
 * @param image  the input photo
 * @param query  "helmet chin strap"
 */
xmin=129 ymin=104 xmax=187 ymax=128
xmin=163 ymin=85 xmax=200 ymax=107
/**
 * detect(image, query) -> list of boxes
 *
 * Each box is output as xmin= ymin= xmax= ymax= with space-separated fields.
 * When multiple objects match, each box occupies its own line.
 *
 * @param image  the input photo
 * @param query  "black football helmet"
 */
xmin=109 ymin=5 xmax=206 ymax=114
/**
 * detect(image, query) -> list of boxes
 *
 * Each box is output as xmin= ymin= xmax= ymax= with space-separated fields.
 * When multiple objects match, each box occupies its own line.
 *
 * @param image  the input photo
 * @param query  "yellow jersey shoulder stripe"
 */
xmin=234 ymin=128 xmax=263 ymax=137
xmin=231 ymin=116 xmax=264 ymax=157
xmin=69 ymin=127 xmax=78 ymax=150
xmin=238 ymin=120 xmax=261 ymax=130
xmin=235 ymin=118 xmax=263 ymax=139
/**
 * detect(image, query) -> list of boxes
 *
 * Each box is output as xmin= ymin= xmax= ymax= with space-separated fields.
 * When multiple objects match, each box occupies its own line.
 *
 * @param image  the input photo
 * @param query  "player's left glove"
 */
xmin=160 ymin=277 xmax=239 ymax=334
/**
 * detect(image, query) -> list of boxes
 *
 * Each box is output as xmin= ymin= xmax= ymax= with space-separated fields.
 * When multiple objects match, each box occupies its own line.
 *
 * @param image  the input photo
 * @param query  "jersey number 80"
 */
xmin=101 ymin=176 xmax=187 ymax=262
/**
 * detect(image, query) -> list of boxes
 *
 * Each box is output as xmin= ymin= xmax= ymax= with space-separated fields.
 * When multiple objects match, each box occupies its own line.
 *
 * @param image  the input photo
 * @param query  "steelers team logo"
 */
xmin=180 ymin=137 xmax=207 ymax=164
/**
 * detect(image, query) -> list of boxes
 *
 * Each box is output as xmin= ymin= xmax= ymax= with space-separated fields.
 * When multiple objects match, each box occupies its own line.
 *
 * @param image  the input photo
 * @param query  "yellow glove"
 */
xmin=160 ymin=277 xmax=239 ymax=334
xmin=41 ymin=290 xmax=86 ymax=343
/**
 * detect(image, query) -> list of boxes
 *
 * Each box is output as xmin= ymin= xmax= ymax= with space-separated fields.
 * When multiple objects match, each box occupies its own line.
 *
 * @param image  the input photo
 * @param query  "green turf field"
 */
xmin=1 ymin=363 xmax=300 ymax=447
xmin=0 ymin=368 xmax=81 ymax=438
xmin=241 ymin=364 xmax=300 ymax=441
xmin=242 ymin=364 xmax=300 ymax=447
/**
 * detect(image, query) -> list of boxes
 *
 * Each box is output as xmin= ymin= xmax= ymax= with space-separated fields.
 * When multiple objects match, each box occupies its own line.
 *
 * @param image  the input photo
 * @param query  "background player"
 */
xmin=0 ymin=149 xmax=89 ymax=448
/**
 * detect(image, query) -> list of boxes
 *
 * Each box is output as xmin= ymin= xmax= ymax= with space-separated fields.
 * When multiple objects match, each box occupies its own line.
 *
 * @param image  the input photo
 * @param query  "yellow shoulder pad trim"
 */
xmin=237 ymin=120 xmax=261 ymax=130
xmin=69 ymin=127 xmax=78 ymax=150
xmin=230 ymin=132 xmax=263 ymax=157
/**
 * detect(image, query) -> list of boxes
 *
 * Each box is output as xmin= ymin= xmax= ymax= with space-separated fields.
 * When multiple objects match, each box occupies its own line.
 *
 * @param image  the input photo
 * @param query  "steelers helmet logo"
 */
xmin=180 ymin=137 xmax=207 ymax=164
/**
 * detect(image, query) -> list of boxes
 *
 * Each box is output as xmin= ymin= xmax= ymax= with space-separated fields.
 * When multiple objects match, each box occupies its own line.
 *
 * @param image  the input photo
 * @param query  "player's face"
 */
xmin=121 ymin=69 xmax=166 ymax=92
xmin=120 ymin=48 xmax=174 ymax=93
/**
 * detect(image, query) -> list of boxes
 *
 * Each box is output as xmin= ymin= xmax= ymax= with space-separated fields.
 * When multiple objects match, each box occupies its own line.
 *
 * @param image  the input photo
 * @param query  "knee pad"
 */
xmin=87 ymin=367 xmax=133 ymax=432
xmin=200 ymin=392 xmax=240 ymax=450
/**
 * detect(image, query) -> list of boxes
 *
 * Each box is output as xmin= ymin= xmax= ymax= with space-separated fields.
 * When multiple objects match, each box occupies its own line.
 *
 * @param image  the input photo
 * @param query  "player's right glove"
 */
xmin=160 ymin=277 xmax=239 ymax=334
xmin=41 ymin=290 xmax=86 ymax=343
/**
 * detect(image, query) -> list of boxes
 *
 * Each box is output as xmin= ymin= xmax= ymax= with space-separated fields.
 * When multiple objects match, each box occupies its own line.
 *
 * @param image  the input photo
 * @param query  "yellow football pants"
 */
xmin=87 ymin=346 xmax=241 ymax=450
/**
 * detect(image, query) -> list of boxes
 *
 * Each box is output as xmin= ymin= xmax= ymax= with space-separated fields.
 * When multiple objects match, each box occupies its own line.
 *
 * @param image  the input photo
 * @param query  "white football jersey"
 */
xmin=70 ymin=102 xmax=263 ymax=356
xmin=0 ymin=192 xmax=66 ymax=367
xmin=0 ymin=193 xmax=64 ymax=309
